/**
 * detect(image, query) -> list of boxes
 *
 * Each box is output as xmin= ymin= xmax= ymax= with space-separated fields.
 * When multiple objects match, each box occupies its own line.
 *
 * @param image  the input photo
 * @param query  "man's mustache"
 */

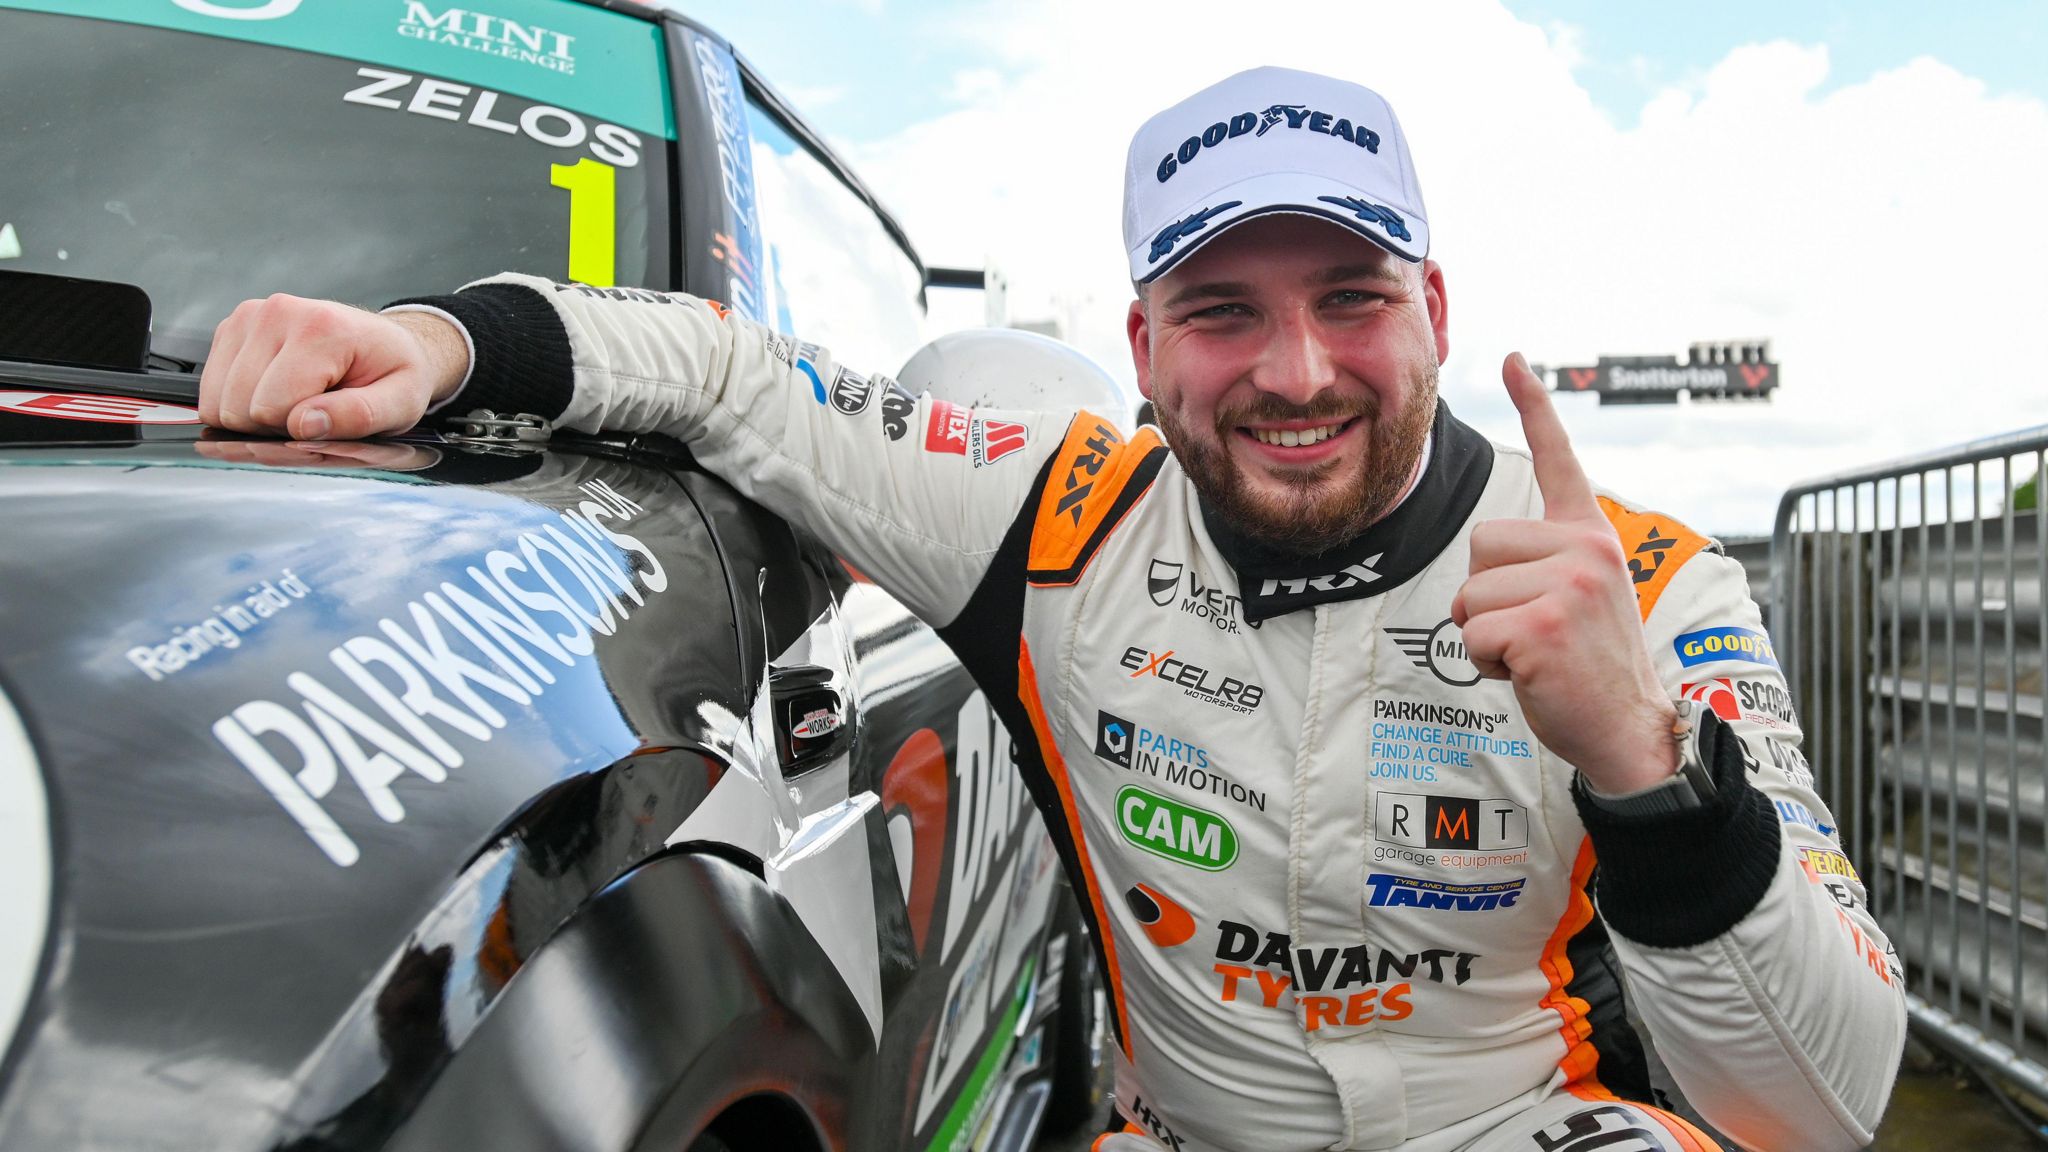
xmin=1214 ymin=392 xmax=1379 ymax=431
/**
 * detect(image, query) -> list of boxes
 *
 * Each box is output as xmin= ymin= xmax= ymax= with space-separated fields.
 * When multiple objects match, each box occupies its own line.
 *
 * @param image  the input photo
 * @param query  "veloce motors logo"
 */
xmin=1120 ymin=646 xmax=1264 ymax=713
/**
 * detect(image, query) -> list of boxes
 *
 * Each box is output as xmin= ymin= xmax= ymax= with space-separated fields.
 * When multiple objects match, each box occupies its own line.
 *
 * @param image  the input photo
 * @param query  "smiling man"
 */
xmin=201 ymin=66 xmax=1903 ymax=1152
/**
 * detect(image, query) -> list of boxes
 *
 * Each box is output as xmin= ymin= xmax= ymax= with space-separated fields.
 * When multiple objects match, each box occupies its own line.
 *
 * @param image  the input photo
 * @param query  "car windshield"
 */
xmin=0 ymin=2 xmax=673 ymax=365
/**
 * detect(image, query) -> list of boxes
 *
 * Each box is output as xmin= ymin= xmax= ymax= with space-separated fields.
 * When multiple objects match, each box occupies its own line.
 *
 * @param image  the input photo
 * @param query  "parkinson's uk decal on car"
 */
xmin=125 ymin=569 xmax=313 ymax=682
xmin=209 ymin=479 xmax=666 ymax=868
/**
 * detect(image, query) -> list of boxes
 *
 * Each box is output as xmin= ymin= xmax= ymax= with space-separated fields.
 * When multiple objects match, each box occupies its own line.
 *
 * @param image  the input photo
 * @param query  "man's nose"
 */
xmin=1252 ymin=309 xmax=1338 ymax=405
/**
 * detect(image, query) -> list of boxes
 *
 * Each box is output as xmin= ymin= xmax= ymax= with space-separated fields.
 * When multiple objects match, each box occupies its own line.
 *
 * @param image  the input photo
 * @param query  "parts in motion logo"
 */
xmin=1120 ymin=646 xmax=1263 ymax=713
xmin=1094 ymin=710 xmax=1266 ymax=814
xmin=1384 ymin=618 xmax=1480 ymax=687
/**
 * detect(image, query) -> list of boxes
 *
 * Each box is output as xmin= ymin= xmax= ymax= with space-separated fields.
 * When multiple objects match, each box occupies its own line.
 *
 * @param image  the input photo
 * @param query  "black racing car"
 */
xmin=0 ymin=2 xmax=1101 ymax=1149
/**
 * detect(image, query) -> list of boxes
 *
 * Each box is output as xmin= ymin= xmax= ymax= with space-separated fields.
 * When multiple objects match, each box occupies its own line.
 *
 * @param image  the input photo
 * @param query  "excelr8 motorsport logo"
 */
xmin=1121 ymin=645 xmax=1263 ymax=713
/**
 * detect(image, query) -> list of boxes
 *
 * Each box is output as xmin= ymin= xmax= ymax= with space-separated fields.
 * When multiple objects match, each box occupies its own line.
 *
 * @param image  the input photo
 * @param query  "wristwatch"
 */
xmin=1582 ymin=697 xmax=1720 ymax=817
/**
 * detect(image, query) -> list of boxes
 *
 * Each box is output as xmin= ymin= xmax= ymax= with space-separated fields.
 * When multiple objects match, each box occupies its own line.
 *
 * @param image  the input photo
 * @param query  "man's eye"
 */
xmin=1326 ymin=290 xmax=1381 ymax=308
xmin=1193 ymin=303 xmax=1252 ymax=319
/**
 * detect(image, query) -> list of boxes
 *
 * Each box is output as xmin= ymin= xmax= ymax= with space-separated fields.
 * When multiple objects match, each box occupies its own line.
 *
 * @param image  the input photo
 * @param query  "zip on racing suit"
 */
xmin=398 ymin=274 xmax=1907 ymax=1152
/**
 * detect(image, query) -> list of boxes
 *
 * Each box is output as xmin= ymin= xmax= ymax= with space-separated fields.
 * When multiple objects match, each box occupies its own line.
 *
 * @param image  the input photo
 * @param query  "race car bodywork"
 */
xmin=0 ymin=2 xmax=1096 ymax=1148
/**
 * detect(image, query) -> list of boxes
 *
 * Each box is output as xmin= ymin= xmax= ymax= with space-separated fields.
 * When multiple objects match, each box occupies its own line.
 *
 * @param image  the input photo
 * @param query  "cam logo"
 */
xmin=1675 ymin=626 xmax=1779 ymax=669
xmin=1374 ymin=793 xmax=1527 ymax=850
xmin=1117 ymin=784 xmax=1237 ymax=870
xmin=1054 ymin=420 xmax=1122 ymax=525
xmin=1147 ymin=559 xmax=1181 ymax=607
xmin=1095 ymin=710 xmax=1134 ymax=768
xmin=1384 ymin=618 xmax=1480 ymax=687
xmin=829 ymin=367 xmax=874 ymax=415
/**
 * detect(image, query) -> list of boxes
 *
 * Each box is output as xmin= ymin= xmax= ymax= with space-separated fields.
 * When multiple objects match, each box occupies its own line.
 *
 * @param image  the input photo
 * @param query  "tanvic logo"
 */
xmin=1117 ymin=784 xmax=1237 ymax=870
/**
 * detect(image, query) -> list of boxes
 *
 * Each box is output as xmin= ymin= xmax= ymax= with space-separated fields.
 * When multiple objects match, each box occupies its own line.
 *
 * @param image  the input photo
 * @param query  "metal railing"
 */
xmin=1771 ymin=425 xmax=2048 ymax=1102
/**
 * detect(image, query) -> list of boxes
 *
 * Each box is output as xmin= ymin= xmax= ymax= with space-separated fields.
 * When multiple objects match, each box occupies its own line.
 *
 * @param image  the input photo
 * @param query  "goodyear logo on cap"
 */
xmin=1675 ymin=626 xmax=1779 ymax=669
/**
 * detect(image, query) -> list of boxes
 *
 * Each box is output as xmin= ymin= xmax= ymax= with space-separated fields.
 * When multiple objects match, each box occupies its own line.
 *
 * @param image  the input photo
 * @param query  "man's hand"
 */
xmin=198 ymin=295 xmax=469 ymax=439
xmin=1450 ymin=352 xmax=1678 ymax=795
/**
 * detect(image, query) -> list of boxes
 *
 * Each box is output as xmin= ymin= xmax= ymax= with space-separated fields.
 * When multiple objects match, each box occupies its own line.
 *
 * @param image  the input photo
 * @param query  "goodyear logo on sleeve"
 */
xmin=1674 ymin=626 xmax=1779 ymax=669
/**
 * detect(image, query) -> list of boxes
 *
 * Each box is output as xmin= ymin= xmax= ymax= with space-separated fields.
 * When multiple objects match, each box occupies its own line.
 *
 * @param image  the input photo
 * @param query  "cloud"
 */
xmin=846 ymin=0 xmax=2048 ymax=534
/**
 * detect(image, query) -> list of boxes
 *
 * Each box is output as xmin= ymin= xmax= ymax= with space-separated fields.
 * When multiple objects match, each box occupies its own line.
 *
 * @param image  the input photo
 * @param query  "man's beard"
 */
xmin=1154 ymin=364 xmax=1438 ymax=555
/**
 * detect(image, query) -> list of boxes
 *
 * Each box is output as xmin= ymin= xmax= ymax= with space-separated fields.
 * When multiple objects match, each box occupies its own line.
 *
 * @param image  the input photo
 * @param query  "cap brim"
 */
xmin=1128 ymin=171 xmax=1428 ymax=284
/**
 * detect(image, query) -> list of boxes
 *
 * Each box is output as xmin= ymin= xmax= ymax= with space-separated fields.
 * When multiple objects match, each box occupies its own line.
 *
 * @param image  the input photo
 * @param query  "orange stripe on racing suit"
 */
xmin=1539 ymin=837 xmax=1607 ymax=1093
xmin=1019 ymin=637 xmax=1133 ymax=1059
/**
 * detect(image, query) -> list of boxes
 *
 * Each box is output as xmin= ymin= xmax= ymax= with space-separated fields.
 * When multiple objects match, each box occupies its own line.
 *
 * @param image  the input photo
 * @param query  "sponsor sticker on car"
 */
xmin=0 ymin=390 xmax=200 ymax=425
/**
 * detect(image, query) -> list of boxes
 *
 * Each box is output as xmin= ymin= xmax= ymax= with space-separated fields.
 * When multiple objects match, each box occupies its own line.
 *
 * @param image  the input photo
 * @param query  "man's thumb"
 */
xmin=288 ymin=378 xmax=419 ymax=441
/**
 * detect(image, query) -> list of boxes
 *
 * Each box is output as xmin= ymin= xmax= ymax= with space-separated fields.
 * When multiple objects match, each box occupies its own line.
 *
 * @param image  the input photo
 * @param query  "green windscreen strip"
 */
xmin=0 ymin=0 xmax=673 ymax=139
xmin=922 ymin=956 xmax=1036 ymax=1152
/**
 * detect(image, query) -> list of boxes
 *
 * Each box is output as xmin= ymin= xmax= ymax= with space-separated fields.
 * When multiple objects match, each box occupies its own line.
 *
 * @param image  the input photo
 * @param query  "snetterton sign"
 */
xmin=1548 ymin=343 xmax=1778 ymax=405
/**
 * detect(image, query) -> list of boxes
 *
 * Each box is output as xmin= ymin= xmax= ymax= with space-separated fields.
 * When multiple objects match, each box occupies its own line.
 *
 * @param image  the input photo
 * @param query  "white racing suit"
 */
xmin=403 ymin=276 xmax=1906 ymax=1152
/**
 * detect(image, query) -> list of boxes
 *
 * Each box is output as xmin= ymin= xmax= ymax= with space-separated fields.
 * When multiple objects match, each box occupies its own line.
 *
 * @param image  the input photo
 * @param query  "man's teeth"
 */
xmin=1252 ymin=423 xmax=1342 ymax=448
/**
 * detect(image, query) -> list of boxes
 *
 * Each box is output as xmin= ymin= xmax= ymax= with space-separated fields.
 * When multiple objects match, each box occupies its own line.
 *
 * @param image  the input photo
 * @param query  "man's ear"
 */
xmin=1128 ymin=298 xmax=1155 ymax=400
xmin=1422 ymin=259 xmax=1449 ymax=367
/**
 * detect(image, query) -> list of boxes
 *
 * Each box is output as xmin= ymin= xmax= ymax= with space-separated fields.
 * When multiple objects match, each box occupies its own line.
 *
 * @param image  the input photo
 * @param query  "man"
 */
xmin=201 ymin=67 xmax=1904 ymax=1152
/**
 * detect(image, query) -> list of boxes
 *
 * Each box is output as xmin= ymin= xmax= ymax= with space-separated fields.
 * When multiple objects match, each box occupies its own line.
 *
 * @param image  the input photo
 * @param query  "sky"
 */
xmin=686 ymin=0 xmax=2048 ymax=536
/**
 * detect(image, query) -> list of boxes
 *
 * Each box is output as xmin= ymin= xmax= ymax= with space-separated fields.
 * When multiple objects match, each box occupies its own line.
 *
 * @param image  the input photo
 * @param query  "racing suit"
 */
xmin=399 ymin=275 xmax=1906 ymax=1152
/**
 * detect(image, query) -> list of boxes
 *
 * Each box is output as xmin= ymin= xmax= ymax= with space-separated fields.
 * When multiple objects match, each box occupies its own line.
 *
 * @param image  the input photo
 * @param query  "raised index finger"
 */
xmin=1503 ymin=351 xmax=1599 ymax=521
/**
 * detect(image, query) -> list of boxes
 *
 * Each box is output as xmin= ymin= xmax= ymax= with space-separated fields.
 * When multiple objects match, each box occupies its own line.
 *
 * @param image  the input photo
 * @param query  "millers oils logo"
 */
xmin=1116 ymin=784 xmax=1237 ymax=870
xmin=1120 ymin=645 xmax=1264 ymax=713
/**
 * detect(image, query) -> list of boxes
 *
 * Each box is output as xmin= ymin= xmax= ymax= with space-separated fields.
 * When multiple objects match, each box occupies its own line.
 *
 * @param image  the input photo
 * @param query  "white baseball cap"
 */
xmin=1122 ymin=66 xmax=1430 ymax=284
